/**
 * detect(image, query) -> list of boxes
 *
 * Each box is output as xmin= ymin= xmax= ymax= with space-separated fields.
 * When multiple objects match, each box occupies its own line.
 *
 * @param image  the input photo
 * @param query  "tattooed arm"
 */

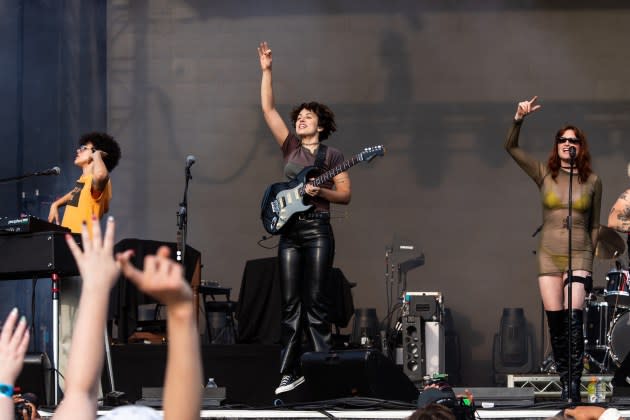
xmin=608 ymin=189 xmax=630 ymax=233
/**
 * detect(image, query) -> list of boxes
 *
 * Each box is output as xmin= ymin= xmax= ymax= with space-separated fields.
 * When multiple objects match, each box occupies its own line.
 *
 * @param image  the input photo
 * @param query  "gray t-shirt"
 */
xmin=281 ymin=133 xmax=345 ymax=212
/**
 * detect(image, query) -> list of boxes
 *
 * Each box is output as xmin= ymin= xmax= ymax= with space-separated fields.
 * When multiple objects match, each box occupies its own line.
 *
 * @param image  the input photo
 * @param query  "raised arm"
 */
xmin=89 ymin=149 xmax=110 ymax=194
xmin=53 ymin=216 xmax=119 ymax=420
xmin=504 ymin=96 xmax=546 ymax=185
xmin=0 ymin=308 xmax=30 ymax=420
xmin=258 ymin=41 xmax=289 ymax=146
xmin=117 ymin=247 xmax=201 ymax=420
xmin=608 ymin=189 xmax=630 ymax=233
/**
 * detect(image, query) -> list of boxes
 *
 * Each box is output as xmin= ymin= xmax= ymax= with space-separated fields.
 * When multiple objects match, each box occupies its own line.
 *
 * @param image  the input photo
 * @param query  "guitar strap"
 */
xmin=314 ymin=144 xmax=327 ymax=170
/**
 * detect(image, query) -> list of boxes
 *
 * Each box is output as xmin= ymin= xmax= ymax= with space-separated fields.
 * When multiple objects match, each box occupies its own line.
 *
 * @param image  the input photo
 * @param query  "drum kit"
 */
xmin=583 ymin=226 xmax=630 ymax=373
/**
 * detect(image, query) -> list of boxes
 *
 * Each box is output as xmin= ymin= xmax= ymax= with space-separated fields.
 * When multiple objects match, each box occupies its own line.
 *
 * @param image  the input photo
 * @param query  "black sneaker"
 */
xmin=274 ymin=374 xmax=305 ymax=394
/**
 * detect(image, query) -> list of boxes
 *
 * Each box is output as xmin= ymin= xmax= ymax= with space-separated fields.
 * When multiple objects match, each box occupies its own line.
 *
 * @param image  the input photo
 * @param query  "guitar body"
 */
xmin=260 ymin=166 xmax=319 ymax=235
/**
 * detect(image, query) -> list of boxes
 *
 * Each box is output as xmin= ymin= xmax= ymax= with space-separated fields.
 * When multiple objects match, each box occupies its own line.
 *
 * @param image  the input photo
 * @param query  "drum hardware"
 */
xmin=582 ymin=290 xmax=630 ymax=374
xmin=557 ymin=254 xmax=630 ymax=375
xmin=584 ymin=352 xmax=609 ymax=373
xmin=595 ymin=225 xmax=626 ymax=260
xmin=583 ymin=297 xmax=613 ymax=374
xmin=604 ymin=268 xmax=630 ymax=309
xmin=540 ymin=353 xmax=557 ymax=374
xmin=584 ymin=299 xmax=610 ymax=352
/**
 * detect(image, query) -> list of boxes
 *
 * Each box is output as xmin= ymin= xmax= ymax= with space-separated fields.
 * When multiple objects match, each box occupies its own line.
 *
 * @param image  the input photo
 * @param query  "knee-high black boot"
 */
xmin=546 ymin=310 xmax=568 ymax=399
xmin=568 ymin=309 xmax=584 ymax=402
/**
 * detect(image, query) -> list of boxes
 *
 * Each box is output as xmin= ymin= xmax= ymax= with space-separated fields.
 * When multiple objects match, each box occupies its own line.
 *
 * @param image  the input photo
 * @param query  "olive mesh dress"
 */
xmin=505 ymin=119 xmax=602 ymax=275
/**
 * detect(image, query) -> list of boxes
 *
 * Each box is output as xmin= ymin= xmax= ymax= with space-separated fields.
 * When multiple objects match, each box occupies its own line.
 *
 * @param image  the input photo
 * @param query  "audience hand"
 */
xmin=117 ymin=246 xmax=192 ymax=310
xmin=0 ymin=308 xmax=30 ymax=386
xmin=13 ymin=394 xmax=40 ymax=419
xmin=65 ymin=216 xmax=120 ymax=293
xmin=564 ymin=405 xmax=607 ymax=420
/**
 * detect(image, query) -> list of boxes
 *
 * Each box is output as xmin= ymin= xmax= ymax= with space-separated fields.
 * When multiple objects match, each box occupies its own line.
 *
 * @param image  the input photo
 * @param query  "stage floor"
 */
xmin=27 ymin=345 xmax=630 ymax=419
xmin=35 ymin=406 xmax=630 ymax=419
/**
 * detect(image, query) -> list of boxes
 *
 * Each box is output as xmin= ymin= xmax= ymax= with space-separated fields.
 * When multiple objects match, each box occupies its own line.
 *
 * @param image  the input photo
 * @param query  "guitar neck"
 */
xmin=311 ymin=154 xmax=362 ymax=187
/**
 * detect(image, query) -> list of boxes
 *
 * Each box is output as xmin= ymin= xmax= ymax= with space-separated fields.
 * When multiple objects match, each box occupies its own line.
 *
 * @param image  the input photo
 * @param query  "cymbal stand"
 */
xmin=585 ymin=352 xmax=609 ymax=373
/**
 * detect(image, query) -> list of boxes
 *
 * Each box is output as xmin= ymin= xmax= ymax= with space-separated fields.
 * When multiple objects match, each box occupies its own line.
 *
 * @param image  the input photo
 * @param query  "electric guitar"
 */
xmin=260 ymin=145 xmax=385 ymax=234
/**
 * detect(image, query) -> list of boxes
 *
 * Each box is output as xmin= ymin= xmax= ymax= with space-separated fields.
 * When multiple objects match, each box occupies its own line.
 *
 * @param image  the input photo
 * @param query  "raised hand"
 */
xmin=258 ymin=41 xmax=273 ymax=71
xmin=0 ymin=308 xmax=30 ymax=385
xmin=514 ymin=96 xmax=542 ymax=120
xmin=64 ymin=216 xmax=120 ymax=293
xmin=117 ymin=246 xmax=192 ymax=310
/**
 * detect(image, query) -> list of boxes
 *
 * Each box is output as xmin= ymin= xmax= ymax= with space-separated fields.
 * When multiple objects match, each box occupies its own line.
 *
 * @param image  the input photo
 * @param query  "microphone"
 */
xmin=186 ymin=155 xmax=196 ymax=169
xmin=569 ymin=146 xmax=577 ymax=160
xmin=35 ymin=166 xmax=61 ymax=176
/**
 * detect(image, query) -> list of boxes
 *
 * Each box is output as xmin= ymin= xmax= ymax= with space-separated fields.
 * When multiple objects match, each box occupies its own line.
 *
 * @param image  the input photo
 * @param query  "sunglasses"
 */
xmin=556 ymin=137 xmax=581 ymax=145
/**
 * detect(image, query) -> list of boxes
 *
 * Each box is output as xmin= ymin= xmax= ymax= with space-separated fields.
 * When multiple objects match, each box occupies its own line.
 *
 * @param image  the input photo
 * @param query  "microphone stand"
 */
xmin=566 ymin=151 xmax=576 ymax=402
xmin=176 ymin=164 xmax=193 ymax=266
xmin=0 ymin=169 xmax=58 ymax=184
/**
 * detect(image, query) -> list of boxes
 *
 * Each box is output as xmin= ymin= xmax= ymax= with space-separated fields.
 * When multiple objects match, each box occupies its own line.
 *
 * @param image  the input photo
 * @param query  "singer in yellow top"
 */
xmin=48 ymin=132 xmax=121 ymax=233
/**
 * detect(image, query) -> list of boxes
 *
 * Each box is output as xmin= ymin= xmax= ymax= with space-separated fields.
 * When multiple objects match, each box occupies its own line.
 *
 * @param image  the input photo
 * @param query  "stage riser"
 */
xmin=108 ymin=344 xmax=281 ymax=407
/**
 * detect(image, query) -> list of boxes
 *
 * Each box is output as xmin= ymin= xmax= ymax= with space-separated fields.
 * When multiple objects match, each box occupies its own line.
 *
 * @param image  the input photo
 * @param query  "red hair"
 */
xmin=547 ymin=125 xmax=592 ymax=183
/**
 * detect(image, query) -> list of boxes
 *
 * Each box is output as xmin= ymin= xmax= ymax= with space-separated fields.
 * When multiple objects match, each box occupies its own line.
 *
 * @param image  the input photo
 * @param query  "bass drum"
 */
xmin=608 ymin=310 xmax=630 ymax=366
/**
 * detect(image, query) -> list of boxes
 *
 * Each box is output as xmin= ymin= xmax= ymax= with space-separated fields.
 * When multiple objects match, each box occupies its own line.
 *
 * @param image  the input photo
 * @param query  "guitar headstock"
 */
xmin=359 ymin=145 xmax=385 ymax=162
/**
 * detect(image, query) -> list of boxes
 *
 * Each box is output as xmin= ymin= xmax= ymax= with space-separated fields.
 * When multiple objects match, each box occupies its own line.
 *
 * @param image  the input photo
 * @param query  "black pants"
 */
xmin=278 ymin=218 xmax=334 ymax=375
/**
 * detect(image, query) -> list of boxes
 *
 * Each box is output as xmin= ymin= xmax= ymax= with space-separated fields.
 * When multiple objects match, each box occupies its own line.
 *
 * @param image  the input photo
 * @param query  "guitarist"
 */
xmin=258 ymin=41 xmax=351 ymax=395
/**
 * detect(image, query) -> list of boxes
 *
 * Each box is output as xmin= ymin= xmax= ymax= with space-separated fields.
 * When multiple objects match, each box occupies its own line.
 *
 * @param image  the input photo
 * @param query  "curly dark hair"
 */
xmin=79 ymin=132 xmax=121 ymax=172
xmin=289 ymin=102 xmax=337 ymax=141
xmin=547 ymin=125 xmax=592 ymax=183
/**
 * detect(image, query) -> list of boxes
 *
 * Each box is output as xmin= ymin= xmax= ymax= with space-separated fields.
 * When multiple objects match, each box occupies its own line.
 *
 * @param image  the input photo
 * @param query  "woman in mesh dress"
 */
xmin=505 ymin=96 xmax=601 ymax=401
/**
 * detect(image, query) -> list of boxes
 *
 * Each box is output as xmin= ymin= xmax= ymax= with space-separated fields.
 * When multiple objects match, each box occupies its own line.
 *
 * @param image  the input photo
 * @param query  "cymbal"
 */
xmin=596 ymin=225 xmax=626 ymax=259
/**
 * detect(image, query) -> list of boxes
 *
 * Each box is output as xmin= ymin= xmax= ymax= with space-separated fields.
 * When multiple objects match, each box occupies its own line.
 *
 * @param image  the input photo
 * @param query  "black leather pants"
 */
xmin=278 ymin=218 xmax=334 ymax=375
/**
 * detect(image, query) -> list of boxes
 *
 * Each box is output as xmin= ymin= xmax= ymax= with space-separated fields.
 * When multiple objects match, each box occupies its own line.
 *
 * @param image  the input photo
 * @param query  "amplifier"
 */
xmin=301 ymin=349 xmax=419 ymax=402
xmin=403 ymin=291 xmax=443 ymax=322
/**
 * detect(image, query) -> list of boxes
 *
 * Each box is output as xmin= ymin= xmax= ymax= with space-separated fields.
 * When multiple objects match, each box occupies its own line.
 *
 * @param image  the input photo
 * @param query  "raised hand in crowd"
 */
xmin=13 ymin=393 xmax=41 ymax=419
xmin=564 ymin=405 xmax=623 ymax=420
xmin=117 ymin=246 xmax=202 ymax=420
xmin=0 ymin=308 xmax=31 ymax=420
xmin=52 ymin=216 xmax=120 ymax=419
